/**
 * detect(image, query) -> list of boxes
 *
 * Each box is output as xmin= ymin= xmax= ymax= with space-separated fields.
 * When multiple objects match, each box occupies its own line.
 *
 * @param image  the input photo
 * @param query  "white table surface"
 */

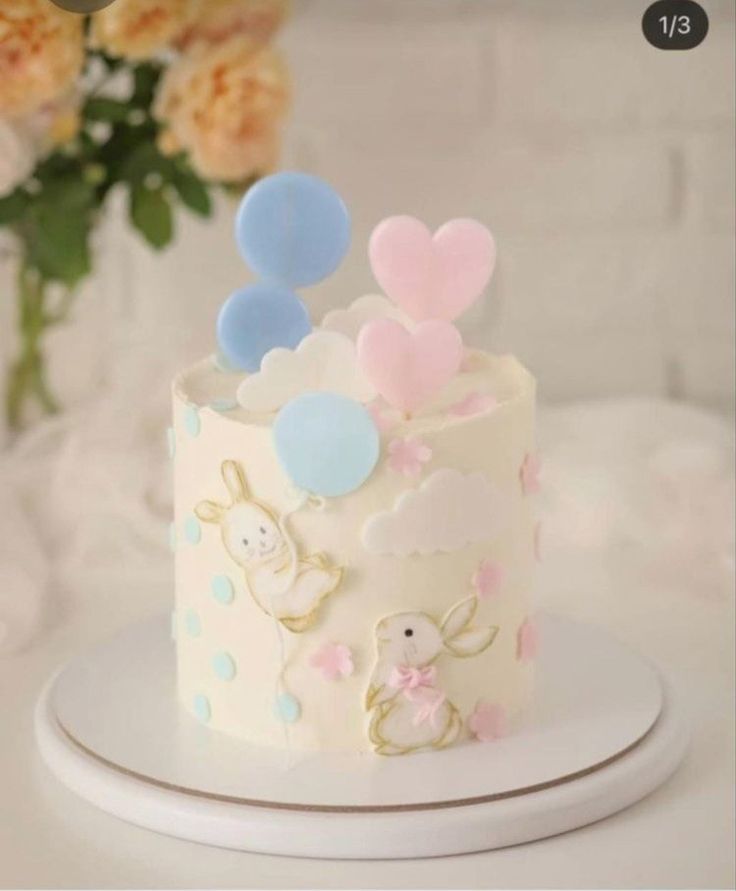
xmin=1 ymin=568 xmax=734 ymax=890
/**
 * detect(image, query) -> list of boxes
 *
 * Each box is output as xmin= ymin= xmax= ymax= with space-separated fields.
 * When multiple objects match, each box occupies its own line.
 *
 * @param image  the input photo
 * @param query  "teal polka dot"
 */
xmin=185 ymin=609 xmax=201 ymax=637
xmin=184 ymin=405 xmax=201 ymax=437
xmin=193 ymin=694 xmax=211 ymax=723
xmin=209 ymin=398 xmax=238 ymax=413
xmin=275 ymin=692 xmax=301 ymax=724
xmin=168 ymin=522 xmax=177 ymax=552
xmin=166 ymin=426 xmax=176 ymax=459
xmin=184 ymin=515 xmax=201 ymax=544
xmin=212 ymin=651 xmax=236 ymax=681
xmin=211 ymin=575 xmax=234 ymax=605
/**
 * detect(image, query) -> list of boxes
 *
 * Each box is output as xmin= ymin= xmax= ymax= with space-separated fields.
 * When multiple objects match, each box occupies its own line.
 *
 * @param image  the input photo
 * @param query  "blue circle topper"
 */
xmin=235 ymin=172 xmax=351 ymax=288
xmin=273 ymin=392 xmax=379 ymax=498
xmin=216 ymin=283 xmax=311 ymax=373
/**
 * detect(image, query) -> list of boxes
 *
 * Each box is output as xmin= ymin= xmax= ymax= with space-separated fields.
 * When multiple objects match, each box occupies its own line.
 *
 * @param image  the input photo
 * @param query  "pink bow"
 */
xmin=388 ymin=664 xmax=437 ymax=692
xmin=388 ymin=664 xmax=446 ymax=728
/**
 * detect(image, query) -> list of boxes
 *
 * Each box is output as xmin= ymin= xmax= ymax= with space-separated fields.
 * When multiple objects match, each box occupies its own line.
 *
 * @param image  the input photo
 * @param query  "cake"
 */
xmin=170 ymin=172 xmax=539 ymax=756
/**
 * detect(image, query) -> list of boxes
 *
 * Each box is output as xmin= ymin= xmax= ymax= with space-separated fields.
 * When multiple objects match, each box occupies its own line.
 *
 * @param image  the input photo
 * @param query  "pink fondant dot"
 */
xmin=520 ymin=452 xmax=542 ymax=495
xmin=472 ymin=558 xmax=505 ymax=599
xmin=517 ymin=618 xmax=539 ymax=662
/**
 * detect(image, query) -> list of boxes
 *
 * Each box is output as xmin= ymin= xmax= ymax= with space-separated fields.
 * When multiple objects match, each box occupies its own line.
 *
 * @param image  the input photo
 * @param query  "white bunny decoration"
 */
xmin=365 ymin=595 xmax=498 ymax=755
xmin=196 ymin=460 xmax=343 ymax=632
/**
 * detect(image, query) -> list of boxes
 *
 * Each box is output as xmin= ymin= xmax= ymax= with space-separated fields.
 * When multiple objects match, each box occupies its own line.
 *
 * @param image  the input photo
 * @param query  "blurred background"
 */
xmin=0 ymin=0 xmax=733 ymax=648
xmin=2 ymin=0 xmax=734 ymax=426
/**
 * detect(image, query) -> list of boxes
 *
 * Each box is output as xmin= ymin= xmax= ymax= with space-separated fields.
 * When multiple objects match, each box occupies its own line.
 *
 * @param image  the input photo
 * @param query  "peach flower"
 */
xmin=177 ymin=0 xmax=289 ymax=50
xmin=89 ymin=0 xmax=191 ymax=61
xmin=0 ymin=0 xmax=84 ymax=118
xmin=154 ymin=36 xmax=290 ymax=182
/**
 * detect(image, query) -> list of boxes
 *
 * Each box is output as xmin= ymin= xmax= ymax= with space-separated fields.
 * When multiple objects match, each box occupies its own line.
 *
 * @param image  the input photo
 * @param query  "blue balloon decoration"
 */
xmin=273 ymin=392 xmax=379 ymax=498
xmin=217 ymin=283 xmax=311 ymax=373
xmin=235 ymin=172 xmax=351 ymax=288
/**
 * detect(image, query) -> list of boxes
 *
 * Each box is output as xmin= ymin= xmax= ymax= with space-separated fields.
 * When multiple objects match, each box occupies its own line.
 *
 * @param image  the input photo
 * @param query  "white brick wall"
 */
xmin=0 ymin=0 xmax=733 ymax=429
xmin=279 ymin=0 xmax=735 ymax=409
xmin=494 ymin=2 xmax=734 ymax=129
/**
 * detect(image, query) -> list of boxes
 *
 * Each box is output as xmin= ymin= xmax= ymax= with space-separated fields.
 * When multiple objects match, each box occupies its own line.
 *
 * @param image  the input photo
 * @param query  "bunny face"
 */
xmin=221 ymin=501 xmax=285 ymax=568
xmin=375 ymin=612 xmax=443 ymax=667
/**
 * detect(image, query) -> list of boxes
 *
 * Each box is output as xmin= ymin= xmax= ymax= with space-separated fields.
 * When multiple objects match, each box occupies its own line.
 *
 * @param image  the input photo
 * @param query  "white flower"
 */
xmin=0 ymin=118 xmax=35 ymax=197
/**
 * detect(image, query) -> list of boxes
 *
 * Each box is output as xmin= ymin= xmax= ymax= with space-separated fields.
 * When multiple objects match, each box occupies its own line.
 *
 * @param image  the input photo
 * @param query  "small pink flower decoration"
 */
xmin=517 ymin=618 xmax=539 ymax=662
xmin=472 ymin=559 xmax=504 ymax=599
xmin=449 ymin=391 xmax=497 ymax=418
xmin=468 ymin=701 xmax=507 ymax=742
xmin=520 ymin=452 xmax=542 ymax=495
xmin=387 ymin=437 xmax=432 ymax=477
xmin=309 ymin=643 xmax=354 ymax=681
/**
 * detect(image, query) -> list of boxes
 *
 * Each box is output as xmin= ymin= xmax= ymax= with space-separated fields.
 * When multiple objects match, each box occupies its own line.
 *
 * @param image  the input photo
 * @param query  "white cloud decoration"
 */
xmin=362 ymin=469 xmax=507 ymax=556
xmin=320 ymin=294 xmax=410 ymax=340
xmin=237 ymin=331 xmax=376 ymax=413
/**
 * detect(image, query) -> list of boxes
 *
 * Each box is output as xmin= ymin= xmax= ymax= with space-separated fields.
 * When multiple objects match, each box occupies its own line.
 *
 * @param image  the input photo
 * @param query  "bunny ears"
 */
xmin=195 ymin=460 xmax=251 ymax=524
xmin=441 ymin=595 xmax=498 ymax=658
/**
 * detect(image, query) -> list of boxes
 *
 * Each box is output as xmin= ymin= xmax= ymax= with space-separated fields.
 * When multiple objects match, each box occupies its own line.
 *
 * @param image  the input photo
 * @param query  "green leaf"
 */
xmin=91 ymin=50 xmax=124 ymax=72
xmin=26 ymin=205 xmax=91 ymax=286
xmin=129 ymin=183 xmax=173 ymax=249
xmin=132 ymin=63 xmax=162 ymax=106
xmin=172 ymin=170 xmax=212 ymax=217
xmin=36 ymin=176 xmax=95 ymax=210
xmin=0 ymin=190 xmax=29 ymax=225
xmin=84 ymin=97 xmax=131 ymax=123
xmin=119 ymin=141 xmax=174 ymax=185
xmin=22 ymin=175 xmax=95 ymax=286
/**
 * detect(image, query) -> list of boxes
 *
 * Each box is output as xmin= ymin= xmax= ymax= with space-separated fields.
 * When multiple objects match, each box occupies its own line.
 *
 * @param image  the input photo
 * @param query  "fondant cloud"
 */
xmin=362 ymin=469 xmax=507 ymax=556
xmin=320 ymin=294 xmax=410 ymax=340
xmin=237 ymin=331 xmax=375 ymax=412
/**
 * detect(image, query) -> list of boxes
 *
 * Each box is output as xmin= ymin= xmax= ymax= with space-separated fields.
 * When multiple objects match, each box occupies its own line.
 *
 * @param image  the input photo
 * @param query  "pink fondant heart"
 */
xmin=357 ymin=318 xmax=463 ymax=414
xmin=369 ymin=216 xmax=496 ymax=322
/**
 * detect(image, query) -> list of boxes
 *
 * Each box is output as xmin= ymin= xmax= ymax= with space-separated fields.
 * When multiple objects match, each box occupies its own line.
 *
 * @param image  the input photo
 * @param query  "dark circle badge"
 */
xmin=49 ymin=0 xmax=118 ymax=12
xmin=642 ymin=1 xmax=709 ymax=50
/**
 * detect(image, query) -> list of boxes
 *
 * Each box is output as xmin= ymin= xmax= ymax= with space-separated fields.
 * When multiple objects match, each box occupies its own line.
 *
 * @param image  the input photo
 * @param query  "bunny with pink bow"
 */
xmin=359 ymin=214 xmax=500 ymax=754
xmin=366 ymin=596 xmax=498 ymax=755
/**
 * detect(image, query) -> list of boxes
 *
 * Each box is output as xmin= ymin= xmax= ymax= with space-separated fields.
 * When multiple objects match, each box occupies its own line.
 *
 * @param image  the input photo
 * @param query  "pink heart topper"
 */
xmin=357 ymin=318 xmax=463 ymax=414
xmin=369 ymin=216 xmax=496 ymax=322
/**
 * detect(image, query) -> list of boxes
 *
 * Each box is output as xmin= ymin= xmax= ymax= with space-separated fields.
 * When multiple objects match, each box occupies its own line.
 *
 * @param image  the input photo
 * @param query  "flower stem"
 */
xmin=4 ymin=264 xmax=62 ymax=430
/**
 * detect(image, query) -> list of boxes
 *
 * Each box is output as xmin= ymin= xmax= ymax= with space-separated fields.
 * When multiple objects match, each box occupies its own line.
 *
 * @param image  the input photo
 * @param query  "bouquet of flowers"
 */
xmin=0 ymin=0 xmax=290 ymax=429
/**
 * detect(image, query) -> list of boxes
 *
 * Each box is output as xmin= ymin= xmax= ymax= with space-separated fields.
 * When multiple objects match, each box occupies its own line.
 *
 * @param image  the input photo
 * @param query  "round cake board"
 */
xmin=35 ymin=613 xmax=688 ymax=859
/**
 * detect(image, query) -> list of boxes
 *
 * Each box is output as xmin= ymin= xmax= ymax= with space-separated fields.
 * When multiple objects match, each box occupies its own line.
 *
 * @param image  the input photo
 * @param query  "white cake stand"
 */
xmin=35 ymin=613 xmax=688 ymax=859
